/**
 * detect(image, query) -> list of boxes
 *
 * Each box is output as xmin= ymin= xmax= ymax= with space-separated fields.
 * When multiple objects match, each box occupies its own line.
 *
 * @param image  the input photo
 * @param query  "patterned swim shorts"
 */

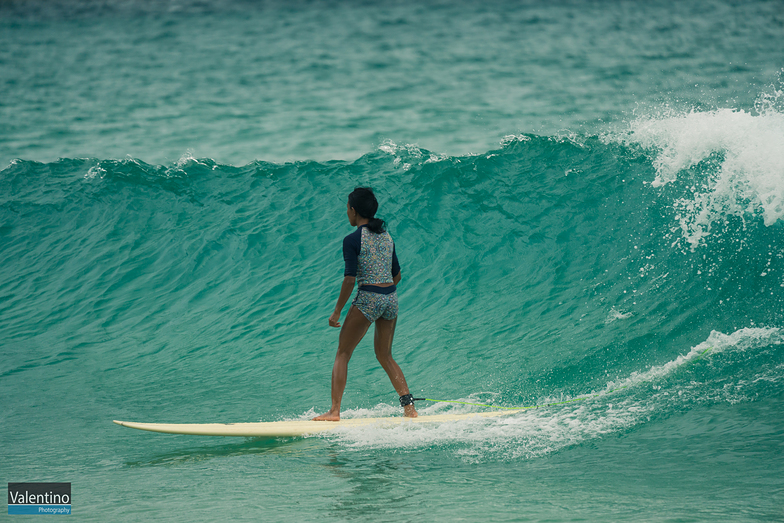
xmin=352 ymin=289 xmax=398 ymax=322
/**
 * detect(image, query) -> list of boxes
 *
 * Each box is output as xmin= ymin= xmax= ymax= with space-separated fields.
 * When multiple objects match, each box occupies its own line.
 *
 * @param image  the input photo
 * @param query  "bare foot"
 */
xmin=312 ymin=411 xmax=340 ymax=421
xmin=404 ymin=404 xmax=418 ymax=418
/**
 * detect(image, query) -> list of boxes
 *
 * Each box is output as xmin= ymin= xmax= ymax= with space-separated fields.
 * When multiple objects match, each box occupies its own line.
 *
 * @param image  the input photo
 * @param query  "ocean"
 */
xmin=1 ymin=0 xmax=783 ymax=521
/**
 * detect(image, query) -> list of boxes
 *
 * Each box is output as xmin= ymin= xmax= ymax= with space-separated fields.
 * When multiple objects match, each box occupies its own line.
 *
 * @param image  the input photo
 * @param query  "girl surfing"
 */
xmin=313 ymin=187 xmax=418 ymax=421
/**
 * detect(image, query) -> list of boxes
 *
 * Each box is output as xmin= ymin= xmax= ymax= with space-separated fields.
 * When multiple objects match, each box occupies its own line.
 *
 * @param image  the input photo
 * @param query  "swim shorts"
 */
xmin=352 ymin=289 xmax=398 ymax=322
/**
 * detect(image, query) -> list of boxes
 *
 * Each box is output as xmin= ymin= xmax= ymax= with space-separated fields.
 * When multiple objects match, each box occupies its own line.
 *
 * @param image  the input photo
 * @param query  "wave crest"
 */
xmin=611 ymin=91 xmax=784 ymax=248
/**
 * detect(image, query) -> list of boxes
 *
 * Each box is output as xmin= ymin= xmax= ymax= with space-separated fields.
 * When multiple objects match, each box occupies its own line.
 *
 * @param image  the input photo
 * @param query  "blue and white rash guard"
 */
xmin=343 ymin=224 xmax=400 ymax=293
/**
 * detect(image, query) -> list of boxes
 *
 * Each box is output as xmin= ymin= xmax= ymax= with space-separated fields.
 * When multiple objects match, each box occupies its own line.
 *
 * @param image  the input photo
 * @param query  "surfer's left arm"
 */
xmin=329 ymin=276 xmax=355 ymax=327
xmin=332 ymin=229 xmax=361 ymax=328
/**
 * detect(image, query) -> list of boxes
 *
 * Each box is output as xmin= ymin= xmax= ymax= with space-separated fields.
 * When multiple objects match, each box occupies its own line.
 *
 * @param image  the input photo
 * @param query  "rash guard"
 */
xmin=343 ymin=225 xmax=400 ymax=292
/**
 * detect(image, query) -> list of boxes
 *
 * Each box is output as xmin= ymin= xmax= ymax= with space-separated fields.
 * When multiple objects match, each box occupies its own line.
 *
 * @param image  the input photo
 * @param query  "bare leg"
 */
xmin=313 ymin=306 xmax=371 ymax=421
xmin=374 ymin=317 xmax=418 ymax=418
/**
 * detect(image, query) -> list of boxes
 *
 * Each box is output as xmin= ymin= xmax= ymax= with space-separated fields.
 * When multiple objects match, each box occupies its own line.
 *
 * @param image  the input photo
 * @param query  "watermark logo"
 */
xmin=8 ymin=483 xmax=71 ymax=515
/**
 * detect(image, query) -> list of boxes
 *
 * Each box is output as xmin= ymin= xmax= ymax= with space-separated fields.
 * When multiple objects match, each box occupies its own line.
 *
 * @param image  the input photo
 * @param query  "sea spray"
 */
xmin=326 ymin=327 xmax=783 ymax=461
xmin=610 ymin=86 xmax=784 ymax=248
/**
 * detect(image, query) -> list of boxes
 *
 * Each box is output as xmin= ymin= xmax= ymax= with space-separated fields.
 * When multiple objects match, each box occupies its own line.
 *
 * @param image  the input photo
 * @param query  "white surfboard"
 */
xmin=113 ymin=410 xmax=522 ymax=438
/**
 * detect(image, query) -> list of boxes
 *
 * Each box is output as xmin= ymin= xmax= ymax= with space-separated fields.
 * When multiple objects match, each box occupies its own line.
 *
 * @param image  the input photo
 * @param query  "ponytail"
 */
xmin=348 ymin=187 xmax=386 ymax=234
xmin=366 ymin=217 xmax=386 ymax=234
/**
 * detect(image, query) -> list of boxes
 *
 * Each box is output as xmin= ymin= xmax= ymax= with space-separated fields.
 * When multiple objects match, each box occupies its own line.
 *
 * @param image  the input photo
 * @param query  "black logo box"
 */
xmin=8 ymin=483 xmax=71 ymax=504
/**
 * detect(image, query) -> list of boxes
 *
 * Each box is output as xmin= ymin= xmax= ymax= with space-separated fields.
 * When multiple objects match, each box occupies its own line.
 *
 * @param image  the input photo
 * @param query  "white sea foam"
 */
xmin=175 ymin=149 xmax=198 ymax=168
xmin=604 ymin=306 xmax=633 ymax=324
xmin=500 ymin=134 xmax=531 ymax=146
xmin=611 ymin=97 xmax=784 ymax=248
xmin=378 ymin=140 xmax=458 ymax=168
xmin=602 ymin=326 xmax=782 ymax=391
xmin=378 ymin=139 xmax=423 ymax=158
xmin=84 ymin=165 xmax=107 ymax=179
xmin=317 ymin=327 xmax=783 ymax=461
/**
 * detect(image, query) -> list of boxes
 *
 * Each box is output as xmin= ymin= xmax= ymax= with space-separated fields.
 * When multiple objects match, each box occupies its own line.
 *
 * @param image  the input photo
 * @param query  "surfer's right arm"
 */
xmin=330 ymin=229 xmax=362 ymax=328
xmin=329 ymin=276 xmax=356 ymax=327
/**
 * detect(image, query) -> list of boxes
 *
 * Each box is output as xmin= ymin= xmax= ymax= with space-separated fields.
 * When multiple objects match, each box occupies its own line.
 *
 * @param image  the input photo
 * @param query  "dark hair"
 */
xmin=348 ymin=187 xmax=386 ymax=234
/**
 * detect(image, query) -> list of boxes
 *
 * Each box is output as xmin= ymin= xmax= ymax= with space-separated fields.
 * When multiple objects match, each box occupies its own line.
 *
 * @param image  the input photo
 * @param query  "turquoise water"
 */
xmin=2 ymin=1 xmax=784 ymax=521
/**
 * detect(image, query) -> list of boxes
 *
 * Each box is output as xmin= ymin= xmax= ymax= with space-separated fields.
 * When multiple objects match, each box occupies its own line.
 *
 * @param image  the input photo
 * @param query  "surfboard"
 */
xmin=113 ymin=410 xmax=521 ymax=438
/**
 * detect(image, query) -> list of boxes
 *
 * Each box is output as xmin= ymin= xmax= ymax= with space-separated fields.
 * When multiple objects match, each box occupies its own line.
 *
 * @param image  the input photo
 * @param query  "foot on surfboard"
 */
xmin=312 ymin=411 xmax=340 ymax=421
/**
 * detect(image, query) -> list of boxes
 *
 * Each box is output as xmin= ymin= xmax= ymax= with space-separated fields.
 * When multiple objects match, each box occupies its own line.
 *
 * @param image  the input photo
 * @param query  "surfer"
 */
xmin=313 ymin=187 xmax=418 ymax=421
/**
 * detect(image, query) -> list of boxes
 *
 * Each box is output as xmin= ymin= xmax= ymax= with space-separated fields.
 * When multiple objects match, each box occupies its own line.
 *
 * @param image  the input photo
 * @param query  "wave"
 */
xmin=1 ymin=123 xmax=782 ymax=453
xmin=607 ymin=76 xmax=784 ymax=248
xmin=318 ymin=327 xmax=784 ymax=461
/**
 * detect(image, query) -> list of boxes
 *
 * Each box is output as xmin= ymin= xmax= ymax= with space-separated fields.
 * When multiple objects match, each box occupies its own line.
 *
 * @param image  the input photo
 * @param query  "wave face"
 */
xmin=2 ymin=123 xmax=782 ymax=419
